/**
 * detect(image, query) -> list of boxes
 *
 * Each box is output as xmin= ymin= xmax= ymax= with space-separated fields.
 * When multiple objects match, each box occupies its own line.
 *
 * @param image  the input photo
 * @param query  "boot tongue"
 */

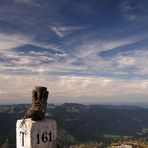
xmin=35 ymin=86 xmax=47 ymax=100
xmin=35 ymin=86 xmax=47 ymax=92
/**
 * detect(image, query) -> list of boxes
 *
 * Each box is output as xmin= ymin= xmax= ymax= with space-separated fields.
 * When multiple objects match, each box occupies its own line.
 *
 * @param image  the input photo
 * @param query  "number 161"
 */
xmin=36 ymin=132 xmax=52 ymax=144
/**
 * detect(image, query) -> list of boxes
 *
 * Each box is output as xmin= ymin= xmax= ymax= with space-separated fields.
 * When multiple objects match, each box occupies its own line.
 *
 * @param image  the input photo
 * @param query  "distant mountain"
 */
xmin=0 ymin=103 xmax=148 ymax=147
xmin=50 ymin=103 xmax=148 ymax=139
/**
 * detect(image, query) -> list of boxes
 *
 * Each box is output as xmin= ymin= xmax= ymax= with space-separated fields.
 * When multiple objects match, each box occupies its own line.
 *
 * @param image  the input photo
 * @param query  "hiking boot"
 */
xmin=26 ymin=86 xmax=49 ymax=121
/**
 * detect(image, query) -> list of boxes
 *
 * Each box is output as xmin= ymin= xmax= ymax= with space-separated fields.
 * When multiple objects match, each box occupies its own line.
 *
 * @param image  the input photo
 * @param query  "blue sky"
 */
xmin=0 ymin=0 xmax=148 ymax=104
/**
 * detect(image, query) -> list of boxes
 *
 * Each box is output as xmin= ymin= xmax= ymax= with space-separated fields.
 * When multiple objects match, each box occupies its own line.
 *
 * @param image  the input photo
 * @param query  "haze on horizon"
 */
xmin=0 ymin=0 xmax=148 ymax=104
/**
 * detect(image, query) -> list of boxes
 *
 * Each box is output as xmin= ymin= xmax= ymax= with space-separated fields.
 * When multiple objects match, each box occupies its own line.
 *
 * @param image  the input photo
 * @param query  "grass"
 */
xmin=142 ymin=128 xmax=148 ymax=133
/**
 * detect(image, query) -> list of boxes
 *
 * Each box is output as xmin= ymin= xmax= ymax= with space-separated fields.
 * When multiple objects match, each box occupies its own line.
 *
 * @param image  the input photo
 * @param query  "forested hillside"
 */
xmin=0 ymin=103 xmax=148 ymax=147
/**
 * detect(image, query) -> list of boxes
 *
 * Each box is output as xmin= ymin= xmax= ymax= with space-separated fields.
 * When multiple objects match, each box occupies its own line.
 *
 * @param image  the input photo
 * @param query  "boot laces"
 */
xmin=34 ymin=100 xmax=45 ymax=112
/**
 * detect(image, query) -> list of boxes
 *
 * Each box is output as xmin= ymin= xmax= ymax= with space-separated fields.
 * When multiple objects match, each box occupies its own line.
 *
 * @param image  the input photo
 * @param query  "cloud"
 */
xmin=0 ymin=29 xmax=148 ymax=79
xmin=118 ymin=0 xmax=136 ymax=13
xmin=14 ymin=0 xmax=40 ymax=6
xmin=0 ymin=33 xmax=33 ymax=50
xmin=14 ymin=0 xmax=41 ymax=8
xmin=14 ymin=0 xmax=32 ymax=3
xmin=0 ymin=50 xmax=53 ymax=74
xmin=0 ymin=32 xmax=68 ymax=75
xmin=0 ymin=46 xmax=148 ymax=78
xmin=83 ymin=50 xmax=148 ymax=76
xmin=0 ymin=74 xmax=147 ymax=104
xmin=71 ymin=30 xmax=146 ymax=57
xmin=0 ymin=0 xmax=148 ymax=104
xmin=128 ymin=14 xmax=137 ymax=21
xmin=118 ymin=0 xmax=137 ymax=21
xmin=59 ymin=29 xmax=148 ymax=77
xmin=50 ymin=25 xmax=90 ymax=37
xmin=0 ymin=32 xmax=60 ymax=51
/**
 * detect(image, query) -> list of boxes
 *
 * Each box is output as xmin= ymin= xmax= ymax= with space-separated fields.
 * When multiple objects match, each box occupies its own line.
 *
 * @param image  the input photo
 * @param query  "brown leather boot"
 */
xmin=26 ymin=86 xmax=49 ymax=121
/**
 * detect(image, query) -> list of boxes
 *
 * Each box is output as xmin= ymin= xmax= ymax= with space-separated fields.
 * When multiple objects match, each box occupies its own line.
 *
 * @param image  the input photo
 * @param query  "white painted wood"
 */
xmin=16 ymin=118 xmax=57 ymax=148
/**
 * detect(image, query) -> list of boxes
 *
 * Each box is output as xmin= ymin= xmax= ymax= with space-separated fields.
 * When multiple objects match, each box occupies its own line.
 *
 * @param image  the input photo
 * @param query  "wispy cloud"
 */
xmin=14 ymin=0 xmax=32 ymax=4
xmin=0 ymin=29 xmax=148 ymax=78
xmin=14 ymin=0 xmax=41 ymax=7
xmin=0 ymin=33 xmax=33 ymax=50
xmin=50 ymin=25 xmax=90 ymax=37
xmin=118 ymin=0 xmax=136 ymax=13
xmin=0 ymin=32 xmax=61 ymax=52
xmin=0 ymin=32 xmax=68 ymax=75
xmin=118 ymin=0 xmax=137 ymax=21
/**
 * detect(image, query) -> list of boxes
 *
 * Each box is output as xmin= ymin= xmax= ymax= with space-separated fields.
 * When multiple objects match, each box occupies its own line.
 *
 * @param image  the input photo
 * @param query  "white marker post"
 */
xmin=16 ymin=118 xmax=57 ymax=148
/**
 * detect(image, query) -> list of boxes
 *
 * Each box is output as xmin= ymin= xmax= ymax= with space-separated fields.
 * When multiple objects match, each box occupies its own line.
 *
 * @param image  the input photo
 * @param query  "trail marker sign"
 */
xmin=16 ymin=118 xmax=57 ymax=148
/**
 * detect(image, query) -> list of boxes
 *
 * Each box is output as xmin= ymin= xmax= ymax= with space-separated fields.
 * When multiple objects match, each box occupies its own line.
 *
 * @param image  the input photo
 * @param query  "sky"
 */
xmin=0 ymin=0 xmax=148 ymax=104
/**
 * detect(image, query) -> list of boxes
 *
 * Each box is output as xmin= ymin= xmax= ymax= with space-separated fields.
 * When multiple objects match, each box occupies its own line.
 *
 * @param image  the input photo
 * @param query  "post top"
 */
xmin=17 ymin=117 xmax=56 ymax=124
